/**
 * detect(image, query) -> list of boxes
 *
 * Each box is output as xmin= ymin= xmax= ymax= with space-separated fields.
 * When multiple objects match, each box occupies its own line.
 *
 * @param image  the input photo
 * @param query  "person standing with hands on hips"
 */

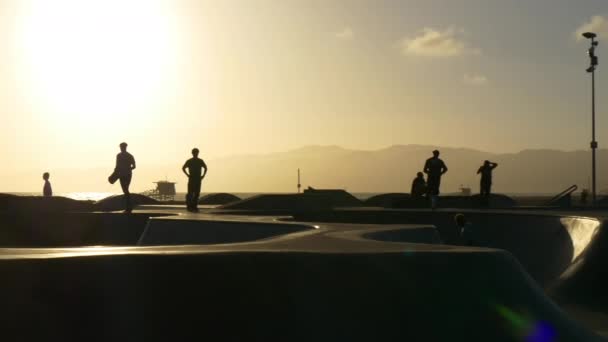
xmin=182 ymin=148 xmax=208 ymax=212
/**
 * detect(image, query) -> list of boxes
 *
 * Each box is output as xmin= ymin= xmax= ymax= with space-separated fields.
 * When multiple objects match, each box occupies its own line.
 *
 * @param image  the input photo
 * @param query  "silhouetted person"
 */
xmin=477 ymin=160 xmax=498 ymax=200
xmin=182 ymin=148 xmax=208 ymax=212
xmin=423 ymin=150 xmax=448 ymax=207
xmin=411 ymin=172 xmax=426 ymax=198
xmin=114 ymin=142 xmax=136 ymax=213
xmin=42 ymin=172 xmax=52 ymax=197
xmin=455 ymin=213 xmax=474 ymax=246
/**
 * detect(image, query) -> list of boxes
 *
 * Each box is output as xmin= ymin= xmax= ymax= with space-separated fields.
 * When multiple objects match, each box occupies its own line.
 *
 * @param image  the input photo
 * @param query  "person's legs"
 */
xmin=186 ymin=178 xmax=195 ymax=211
xmin=427 ymin=175 xmax=441 ymax=208
xmin=434 ymin=176 xmax=442 ymax=196
xmin=119 ymin=173 xmax=132 ymax=212
xmin=187 ymin=178 xmax=201 ymax=212
xmin=192 ymin=179 xmax=202 ymax=211
xmin=481 ymin=181 xmax=491 ymax=206
xmin=427 ymin=176 xmax=439 ymax=197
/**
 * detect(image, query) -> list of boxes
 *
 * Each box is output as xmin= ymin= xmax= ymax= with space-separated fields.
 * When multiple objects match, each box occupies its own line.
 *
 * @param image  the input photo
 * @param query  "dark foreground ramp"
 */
xmin=551 ymin=216 xmax=608 ymax=310
xmin=0 ymin=207 xmax=605 ymax=340
xmin=0 ymin=245 xmax=601 ymax=341
xmin=292 ymin=209 xmax=602 ymax=287
xmin=293 ymin=208 xmax=608 ymax=333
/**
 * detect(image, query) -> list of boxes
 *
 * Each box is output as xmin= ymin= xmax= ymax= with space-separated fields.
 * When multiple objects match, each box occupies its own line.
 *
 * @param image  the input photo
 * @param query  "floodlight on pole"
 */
xmin=583 ymin=32 xmax=599 ymax=205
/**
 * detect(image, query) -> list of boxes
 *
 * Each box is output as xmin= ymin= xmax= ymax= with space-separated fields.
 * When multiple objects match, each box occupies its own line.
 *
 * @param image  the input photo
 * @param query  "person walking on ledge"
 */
xmin=182 ymin=148 xmax=208 ymax=212
xmin=42 ymin=172 xmax=52 ymax=197
xmin=423 ymin=150 xmax=448 ymax=208
xmin=477 ymin=160 xmax=498 ymax=203
xmin=112 ymin=142 xmax=136 ymax=213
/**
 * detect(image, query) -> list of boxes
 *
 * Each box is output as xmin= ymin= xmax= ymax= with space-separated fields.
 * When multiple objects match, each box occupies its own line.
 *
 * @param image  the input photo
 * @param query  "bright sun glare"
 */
xmin=16 ymin=0 xmax=177 ymax=130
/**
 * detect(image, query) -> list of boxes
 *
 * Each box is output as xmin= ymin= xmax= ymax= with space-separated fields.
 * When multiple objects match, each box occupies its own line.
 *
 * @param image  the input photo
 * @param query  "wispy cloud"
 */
xmin=463 ymin=74 xmax=488 ymax=86
xmin=398 ymin=27 xmax=480 ymax=57
xmin=335 ymin=27 xmax=354 ymax=40
xmin=575 ymin=15 xmax=608 ymax=41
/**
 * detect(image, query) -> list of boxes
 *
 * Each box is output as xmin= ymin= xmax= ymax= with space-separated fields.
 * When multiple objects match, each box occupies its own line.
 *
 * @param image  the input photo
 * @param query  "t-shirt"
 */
xmin=116 ymin=152 xmax=135 ymax=176
xmin=424 ymin=158 xmax=447 ymax=176
xmin=184 ymin=157 xmax=207 ymax=178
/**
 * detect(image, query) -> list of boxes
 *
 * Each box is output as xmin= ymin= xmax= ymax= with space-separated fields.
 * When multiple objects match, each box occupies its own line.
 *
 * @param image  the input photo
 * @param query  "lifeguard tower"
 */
xmin=141 ymin=181 xmax=177 ymax=201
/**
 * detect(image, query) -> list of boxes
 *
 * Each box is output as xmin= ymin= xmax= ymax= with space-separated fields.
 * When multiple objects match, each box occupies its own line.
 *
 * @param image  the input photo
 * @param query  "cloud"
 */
xmin=463 ymin=74 xmax=488 ymax=86
xmin=575 ymin=15 xmax=608 ymax=41
xmin=335 ymin=27 xmax=354 ymax=40
xmin=399 ymin=27 xmax=481 ymax=57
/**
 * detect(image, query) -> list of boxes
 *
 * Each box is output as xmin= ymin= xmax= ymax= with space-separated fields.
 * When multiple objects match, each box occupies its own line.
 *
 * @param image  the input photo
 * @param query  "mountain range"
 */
xmin=2 ymin=145 xmax=606 ymax=195
xmin=207 ymin=145 xmax=604 ymax=195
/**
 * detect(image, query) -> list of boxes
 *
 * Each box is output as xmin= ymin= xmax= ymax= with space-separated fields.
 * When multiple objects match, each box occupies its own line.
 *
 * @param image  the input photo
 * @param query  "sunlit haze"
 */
xmin=0 ymin=0 xmax=607 ymax=192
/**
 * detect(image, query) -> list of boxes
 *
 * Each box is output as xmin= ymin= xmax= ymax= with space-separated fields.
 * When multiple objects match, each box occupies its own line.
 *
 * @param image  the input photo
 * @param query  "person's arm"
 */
xmin=411 ymin=179 xmax=416 ymax=195
xmin=182 ymin=161 xmax=190 ymax=177
xmin=201 ymin=160 xmax=208 ymax=180
xmin=477 ymin=167 xmax=482 ymax=174
xmin=491 ymin=162 xmax=498 ymax=169
xmin=130 ymin=155 xmax=136 ymax=170
xmin=441 ymin=162 xmax=448 ymax=175
xmin=423 ymin=160 xmax=430 ymax=174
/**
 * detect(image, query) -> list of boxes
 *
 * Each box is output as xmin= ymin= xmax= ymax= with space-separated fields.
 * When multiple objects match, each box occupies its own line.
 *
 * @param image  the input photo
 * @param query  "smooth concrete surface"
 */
xmin=0 ymin=204 xmax=606 ymax=340
xmin=138 ymin=212 xmax=441 ymax=246
xmin=291 ymin=208 xmax=601 ymax=287
xmin=0 ymin=212 xmax=166 ymax=247
xmin=0 ymin=246 xmax=601 ymax=341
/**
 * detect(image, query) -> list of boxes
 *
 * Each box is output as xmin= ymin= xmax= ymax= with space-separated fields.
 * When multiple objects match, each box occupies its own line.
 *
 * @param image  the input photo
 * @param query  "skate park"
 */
xmin=0 ymin=192 xmax=607 ymax=341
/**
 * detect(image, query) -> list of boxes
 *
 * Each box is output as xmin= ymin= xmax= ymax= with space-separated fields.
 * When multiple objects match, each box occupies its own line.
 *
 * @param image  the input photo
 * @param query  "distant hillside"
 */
xmin=207 ymin=145 xmax=604 ymax=194
xmin=1 ymin=145 xmax=605 ymax=194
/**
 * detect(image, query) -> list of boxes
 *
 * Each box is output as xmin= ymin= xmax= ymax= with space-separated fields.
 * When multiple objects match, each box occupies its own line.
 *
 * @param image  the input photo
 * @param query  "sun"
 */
xmin=15 ymin=0 xmax=178 ymax=131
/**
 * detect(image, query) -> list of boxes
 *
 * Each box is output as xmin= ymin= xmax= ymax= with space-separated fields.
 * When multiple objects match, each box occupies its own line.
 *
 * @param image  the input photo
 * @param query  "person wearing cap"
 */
xmin=114 ymin=142 xmax=136 ymax=213
xmin=182 ymin=148 xmax=208 ymax=212
xmin=423 ymin=150 xmax=448 ymax=200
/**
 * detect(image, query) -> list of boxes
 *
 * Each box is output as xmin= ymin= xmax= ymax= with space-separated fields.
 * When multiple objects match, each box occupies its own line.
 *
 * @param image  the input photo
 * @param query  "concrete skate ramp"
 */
xmin=0 ymin=195 xmax=95 ymax=213
xmin=95 ymin=194 xmax=159 ymax=212
xmin=363 ymin=193 xmax=411 ymax=207
xmin=220 ymin=191 xmax=362 ymax=212
xmin=138 ymin=218 xmax=314 ymax=245
xmin=551 ymin=216 xmax=608 ymax=310
xmin=361 ymin=227 xmax=442 ymax=244
xmin=0 ymin=212 xmax=168 ymax=247
xmin=0 ymin=245 xmax=600 ymax=341
xmin=293 ymin=210 xmax=602 ymax=288
xmin=198 ymin=193 xmax=241 ymax=205
xmin=138 ymin=215 xmax=441 ymax=246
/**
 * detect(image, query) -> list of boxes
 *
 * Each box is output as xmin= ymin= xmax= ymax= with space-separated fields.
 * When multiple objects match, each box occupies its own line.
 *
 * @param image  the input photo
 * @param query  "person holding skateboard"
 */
xmin=108 ymin=142 xmax=136 ymax=213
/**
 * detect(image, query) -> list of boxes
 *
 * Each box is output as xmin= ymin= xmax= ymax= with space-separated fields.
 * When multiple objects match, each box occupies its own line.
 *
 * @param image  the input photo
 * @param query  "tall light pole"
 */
xmin=583 ymin=32 xmax=599 ymax=205
xmin=297 ymin=168 xmax=301 ymax=193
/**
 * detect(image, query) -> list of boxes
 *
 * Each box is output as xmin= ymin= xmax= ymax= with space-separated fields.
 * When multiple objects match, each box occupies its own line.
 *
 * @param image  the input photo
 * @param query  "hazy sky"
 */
xmin=0 ymin=0 xmax=607 ymax=191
